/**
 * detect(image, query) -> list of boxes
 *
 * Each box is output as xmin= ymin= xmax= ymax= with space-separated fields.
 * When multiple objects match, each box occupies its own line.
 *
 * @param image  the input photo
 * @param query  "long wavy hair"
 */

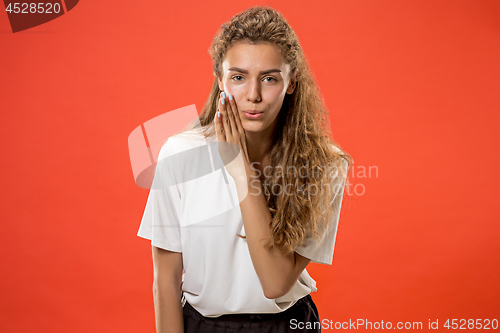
xmin=184 ymin=6 xmax=353 ymax=255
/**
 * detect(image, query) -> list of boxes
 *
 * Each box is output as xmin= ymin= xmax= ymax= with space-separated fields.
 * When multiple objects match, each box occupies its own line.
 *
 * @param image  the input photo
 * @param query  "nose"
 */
xmin=246 ymin=78 xmax=262 ymax=103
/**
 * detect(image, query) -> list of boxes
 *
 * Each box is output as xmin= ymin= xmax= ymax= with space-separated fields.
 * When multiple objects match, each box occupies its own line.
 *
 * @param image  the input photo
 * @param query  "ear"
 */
xmin=217 ymin=75 xmax=224 ymax=92
xmin=286 ymin=68 xmax=299 ymax=94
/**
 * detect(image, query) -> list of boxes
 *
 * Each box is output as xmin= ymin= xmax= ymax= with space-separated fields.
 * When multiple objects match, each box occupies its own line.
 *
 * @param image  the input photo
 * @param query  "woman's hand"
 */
xmin=213 ymin=92 xmax=252 ymax=183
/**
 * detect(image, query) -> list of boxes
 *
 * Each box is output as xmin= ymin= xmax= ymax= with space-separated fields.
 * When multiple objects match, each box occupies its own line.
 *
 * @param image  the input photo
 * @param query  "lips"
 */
xmin=243 ymin=110 xmax=263 ymax=114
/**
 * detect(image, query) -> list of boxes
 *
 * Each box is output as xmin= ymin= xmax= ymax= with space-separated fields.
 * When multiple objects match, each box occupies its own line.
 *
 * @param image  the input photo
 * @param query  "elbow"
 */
xmin=262 ymin=268 xmax=300 ymax=299
xmin=263 ymin=288 xmax=281 ymax=300
xmin=152 ymin=280 xmax=162 ymax=298
xmin=263 ymin=282 xmax=291 ymax=300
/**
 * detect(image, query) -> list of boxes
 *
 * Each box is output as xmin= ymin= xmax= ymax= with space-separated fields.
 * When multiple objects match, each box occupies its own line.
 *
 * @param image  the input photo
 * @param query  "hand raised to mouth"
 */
xmin=213 ymin=91 xmax=253 ymax=185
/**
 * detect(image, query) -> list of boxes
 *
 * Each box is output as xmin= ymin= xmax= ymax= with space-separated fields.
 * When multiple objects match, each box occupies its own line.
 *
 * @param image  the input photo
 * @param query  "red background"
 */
xmin=1 ymin=0 xmax=499 ymax=332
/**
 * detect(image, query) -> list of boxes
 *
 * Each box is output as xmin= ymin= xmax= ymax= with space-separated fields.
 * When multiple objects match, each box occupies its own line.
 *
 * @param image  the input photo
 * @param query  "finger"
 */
xmin=224 ymin=93 xmax=237 ymax=138
xmin=214 ymin=107 xmax=225 ymax=142
xmin=227 ymin=93 xmax=244 ymax=137
xmin=228 ymin=94 xmax=249 ymax=160
xmin=220 ymin=93 xmax=232 ymax=141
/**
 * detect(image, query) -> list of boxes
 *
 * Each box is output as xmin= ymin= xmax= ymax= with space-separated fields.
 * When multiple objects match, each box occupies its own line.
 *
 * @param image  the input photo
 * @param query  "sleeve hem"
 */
xmin=295 ymin=249 xmax=333 ymax=266
xmin=136 ymin=233 xmax=182 ymax=253
xmin=310 ymin=257 xmax=333 ymax=265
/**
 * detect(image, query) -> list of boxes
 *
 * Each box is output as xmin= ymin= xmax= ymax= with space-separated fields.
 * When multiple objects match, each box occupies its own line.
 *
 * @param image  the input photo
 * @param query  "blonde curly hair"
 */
xmin=189 ymin=6 xmax=353 ymax=255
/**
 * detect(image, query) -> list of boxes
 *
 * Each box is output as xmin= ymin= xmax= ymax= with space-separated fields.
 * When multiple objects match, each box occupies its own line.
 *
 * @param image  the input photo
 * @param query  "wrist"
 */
xmin=233 ymin=164 xmax=261 ymax=197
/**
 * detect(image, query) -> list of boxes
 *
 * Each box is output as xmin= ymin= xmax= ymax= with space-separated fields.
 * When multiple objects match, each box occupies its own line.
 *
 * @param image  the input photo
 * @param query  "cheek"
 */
xmin=265 ymin=89 xmax=286 ymax=106
xmin=225 ymin=86 xmax=245 ymax=103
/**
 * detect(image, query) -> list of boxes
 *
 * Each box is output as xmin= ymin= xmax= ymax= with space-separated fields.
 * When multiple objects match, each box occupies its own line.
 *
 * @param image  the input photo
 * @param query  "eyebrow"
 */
xmin=228 ymin=67 xmax=282 ymax=75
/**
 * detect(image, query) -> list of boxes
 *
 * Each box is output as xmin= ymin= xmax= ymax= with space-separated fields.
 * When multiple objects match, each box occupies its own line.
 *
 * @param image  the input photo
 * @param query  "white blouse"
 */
xmin=137 ymin=127 xmax=347 ymax=318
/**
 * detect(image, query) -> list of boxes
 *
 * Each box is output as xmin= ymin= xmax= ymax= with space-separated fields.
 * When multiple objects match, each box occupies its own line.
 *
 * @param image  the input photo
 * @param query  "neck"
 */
xmin=245 ymin=120 xmax=278 ymax=164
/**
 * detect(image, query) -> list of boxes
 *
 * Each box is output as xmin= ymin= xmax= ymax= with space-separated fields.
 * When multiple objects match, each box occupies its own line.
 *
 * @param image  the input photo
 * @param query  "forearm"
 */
xmin=235 ymin=167 xmax=296 ymax=299
xmin=152 ymin=282 xmax=184 ymax=333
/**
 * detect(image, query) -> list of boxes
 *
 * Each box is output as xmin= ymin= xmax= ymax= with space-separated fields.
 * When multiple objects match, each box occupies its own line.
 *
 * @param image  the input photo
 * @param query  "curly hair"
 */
xmin=187 ymin=6 xmax=353 ymax=255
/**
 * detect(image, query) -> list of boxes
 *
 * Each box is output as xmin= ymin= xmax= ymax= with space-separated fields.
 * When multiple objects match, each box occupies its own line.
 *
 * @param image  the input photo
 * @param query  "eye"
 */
xmin=232 ymin=75 xmax=244 ymax=81
xmin=264 ymin=76 xmax=277 ymax=83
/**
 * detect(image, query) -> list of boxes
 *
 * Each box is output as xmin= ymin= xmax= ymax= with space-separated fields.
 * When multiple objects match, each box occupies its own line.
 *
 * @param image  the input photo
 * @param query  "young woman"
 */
xmin=138 ymin=6 xmax=352 ymax=333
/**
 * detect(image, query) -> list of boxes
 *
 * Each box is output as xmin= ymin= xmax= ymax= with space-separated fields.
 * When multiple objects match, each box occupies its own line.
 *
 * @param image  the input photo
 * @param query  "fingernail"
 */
xmin=229 ymin=94 xmax=233 ymax=100
xmin=218 ymin=111 xmax=221 ymax=118
xmin=221 ymin=98 xmax=225 ymax=105
xmin=222 ymin=92 xmax=226 ymax=99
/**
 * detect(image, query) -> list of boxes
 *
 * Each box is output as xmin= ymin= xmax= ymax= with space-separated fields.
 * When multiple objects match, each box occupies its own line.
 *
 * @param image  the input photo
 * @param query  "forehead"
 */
xmin=222 ymin=41 xmax=289 ymax=72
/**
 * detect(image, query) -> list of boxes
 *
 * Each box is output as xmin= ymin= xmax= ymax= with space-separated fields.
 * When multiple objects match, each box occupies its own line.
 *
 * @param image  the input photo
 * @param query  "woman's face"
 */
xmin=218 ymin=41 xmax=297 ymax=134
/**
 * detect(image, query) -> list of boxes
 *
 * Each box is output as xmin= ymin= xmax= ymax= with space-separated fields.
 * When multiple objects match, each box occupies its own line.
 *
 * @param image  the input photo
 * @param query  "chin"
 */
xmin=242 ymin=123 xmax=263 ymax=133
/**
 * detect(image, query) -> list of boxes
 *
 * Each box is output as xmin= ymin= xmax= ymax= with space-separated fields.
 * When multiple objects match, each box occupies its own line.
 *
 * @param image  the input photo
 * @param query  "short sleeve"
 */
xmin=137 ymin=139 xmax=182 ymax=252
xmin=294 ymin=157 xmax=348 ymax=265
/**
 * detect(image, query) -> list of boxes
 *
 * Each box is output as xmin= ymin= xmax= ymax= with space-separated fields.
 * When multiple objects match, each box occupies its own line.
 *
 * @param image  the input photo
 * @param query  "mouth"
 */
xmin=242 ymin=110 xmax=264 ymax=114
xmin=242 ymin=110 xmax=264 ymax=119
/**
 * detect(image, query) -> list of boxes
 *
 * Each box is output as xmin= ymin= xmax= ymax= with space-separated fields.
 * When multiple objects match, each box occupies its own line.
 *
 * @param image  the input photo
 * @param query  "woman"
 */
xmin=138 ymin=6 xmax=352 ymax=333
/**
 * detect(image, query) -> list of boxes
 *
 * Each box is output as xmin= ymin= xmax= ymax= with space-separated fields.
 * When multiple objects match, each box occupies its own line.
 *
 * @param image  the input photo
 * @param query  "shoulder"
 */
xmin=328 ymin=144 xmax=347 ymax=165
xmin=330 ymin=144 xmax=348 ymax=167
xmin=331 ymin=144 xmax=341 ymax=153
xmin=158 ymin=126 xmax=212 ymax=160
xmin=325 ymin=144 xmax=348 ymax=186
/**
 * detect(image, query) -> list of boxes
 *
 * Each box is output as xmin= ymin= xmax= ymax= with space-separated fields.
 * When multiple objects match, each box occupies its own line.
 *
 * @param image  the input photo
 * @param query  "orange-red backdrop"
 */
xmin=1 ymin=0 xmax=499 ymax=332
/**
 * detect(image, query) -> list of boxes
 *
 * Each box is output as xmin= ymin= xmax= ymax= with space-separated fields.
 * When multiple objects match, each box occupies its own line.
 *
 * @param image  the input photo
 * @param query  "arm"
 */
xmin=235 ymin=166 xmax=311 ymax=299
xmin=214 ymin=93 xmax=311 ymax=299
xmin=152 ymin=246 xmax=184 ymax=333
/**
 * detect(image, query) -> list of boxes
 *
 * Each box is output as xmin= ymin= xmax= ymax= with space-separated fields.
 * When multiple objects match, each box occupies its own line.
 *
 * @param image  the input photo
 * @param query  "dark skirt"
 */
xmin=183 ymin=293 xmax=321 ymax=333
